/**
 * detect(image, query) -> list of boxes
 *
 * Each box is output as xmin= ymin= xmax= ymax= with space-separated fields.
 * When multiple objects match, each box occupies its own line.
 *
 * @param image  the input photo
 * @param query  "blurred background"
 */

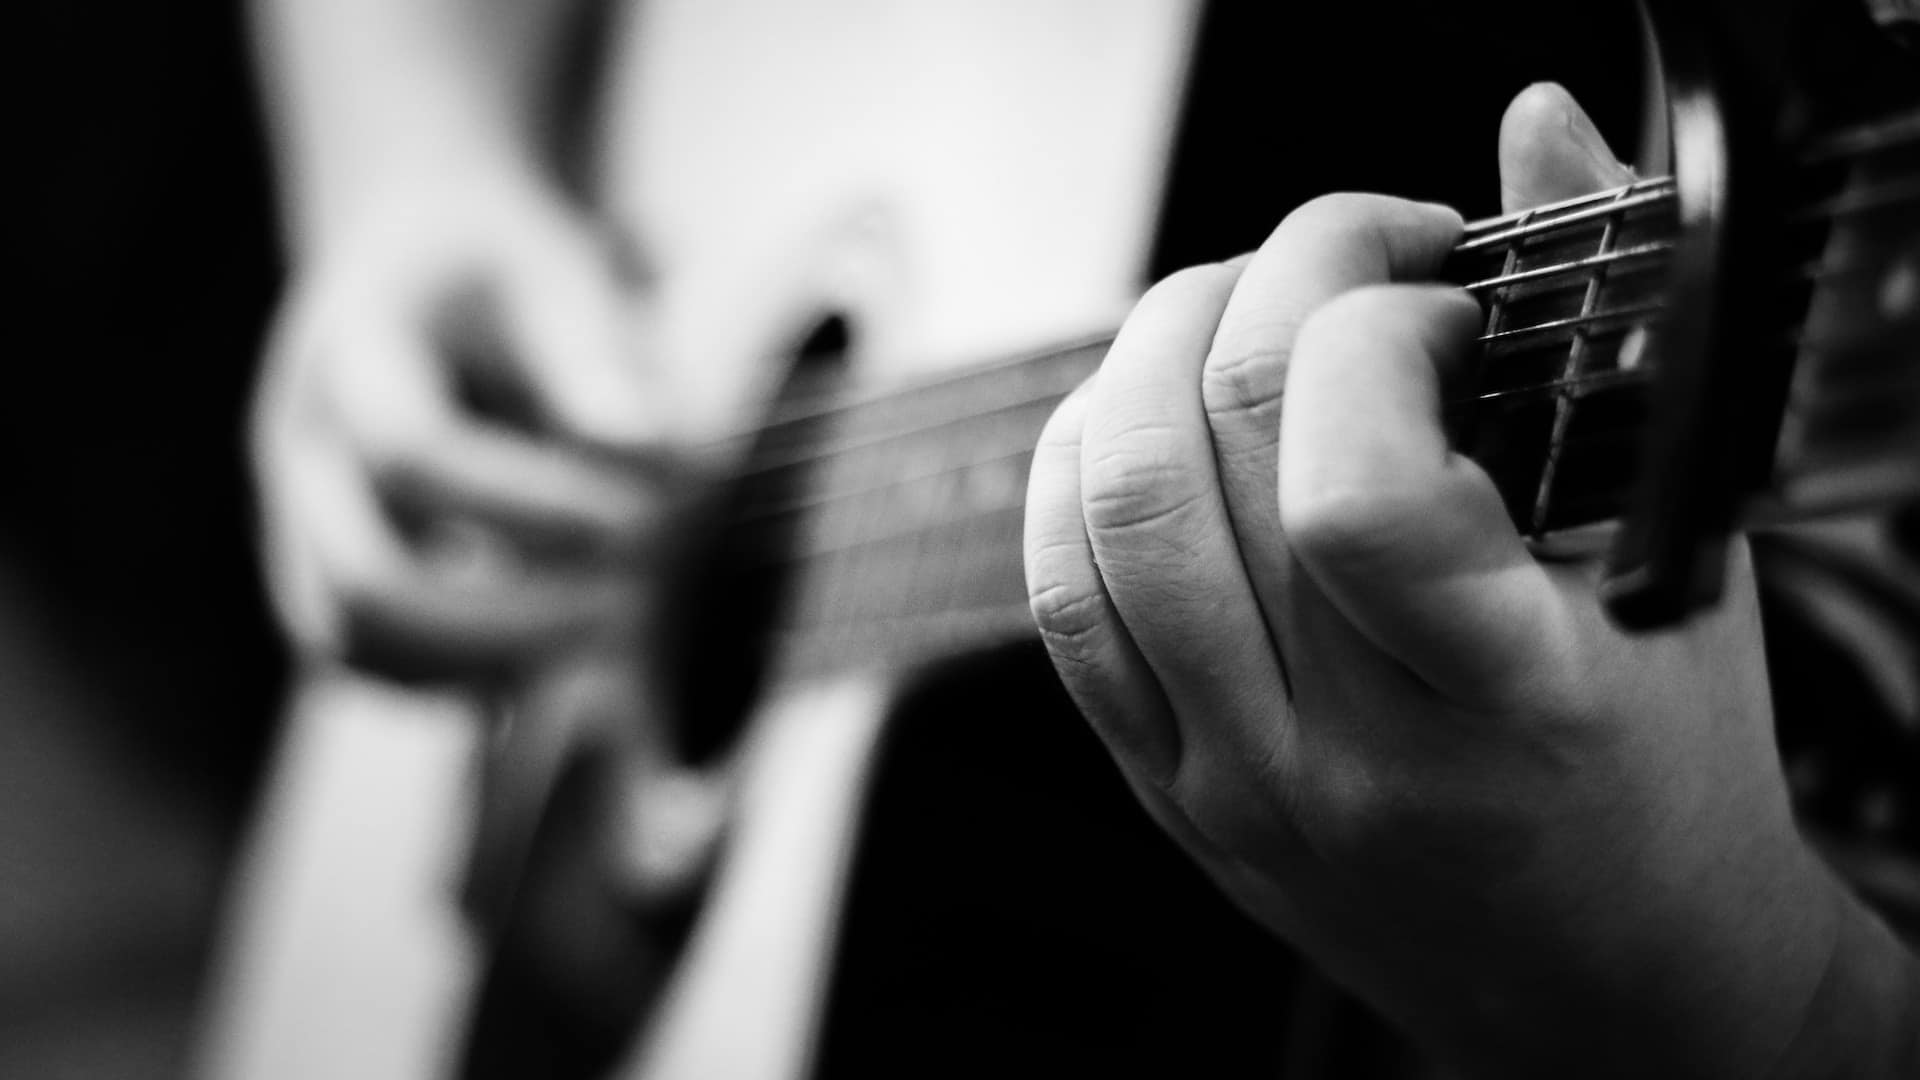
xmin=10 ymin=3 xmax=284 ymax=1076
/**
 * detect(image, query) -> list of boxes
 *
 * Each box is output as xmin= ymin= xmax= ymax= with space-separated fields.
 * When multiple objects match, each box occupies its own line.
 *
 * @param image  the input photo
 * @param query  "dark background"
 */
xmin=9 ymin=2 xmax=283 ymax=1076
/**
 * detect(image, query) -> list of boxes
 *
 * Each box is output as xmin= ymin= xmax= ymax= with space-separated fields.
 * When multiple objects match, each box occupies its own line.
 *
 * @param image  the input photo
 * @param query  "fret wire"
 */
xmin=919 ymin=417 xmax=960 ymax=622
xmin=1530 ymin=188 xmax=1626 ymax=533
xmin=1481 ymin=205 xmax=1529 ymax=338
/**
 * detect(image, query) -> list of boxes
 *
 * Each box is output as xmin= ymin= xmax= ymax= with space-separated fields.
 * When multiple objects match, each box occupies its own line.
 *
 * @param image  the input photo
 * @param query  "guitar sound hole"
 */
xmin=665 ymin=313 xmax=853 ymax=765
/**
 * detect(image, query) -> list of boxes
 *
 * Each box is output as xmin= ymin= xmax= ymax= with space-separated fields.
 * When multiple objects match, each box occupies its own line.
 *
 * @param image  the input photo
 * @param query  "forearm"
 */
xmin=250 ymin=0 xmax=592 ymax=253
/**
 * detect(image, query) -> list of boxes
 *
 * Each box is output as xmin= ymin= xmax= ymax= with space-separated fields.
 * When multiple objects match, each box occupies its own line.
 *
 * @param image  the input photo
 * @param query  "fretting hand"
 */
xmin=1024 ymin=83 xmax=1918 ymax=1077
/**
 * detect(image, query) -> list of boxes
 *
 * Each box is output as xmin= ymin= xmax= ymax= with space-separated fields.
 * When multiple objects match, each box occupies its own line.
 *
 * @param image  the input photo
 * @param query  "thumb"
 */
xmin=1499 ymin=82 xmax=1639 ymax=214
xmin=1278 ymin=284 xmax=1573 ymax=704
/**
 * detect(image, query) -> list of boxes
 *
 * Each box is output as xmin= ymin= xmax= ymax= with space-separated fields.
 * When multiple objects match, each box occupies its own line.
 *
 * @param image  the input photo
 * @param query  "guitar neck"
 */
xmin=730 ymin=108 xmax=1919 ymax=681
xmin=736 ymin=340 xmax=1101 ymax=683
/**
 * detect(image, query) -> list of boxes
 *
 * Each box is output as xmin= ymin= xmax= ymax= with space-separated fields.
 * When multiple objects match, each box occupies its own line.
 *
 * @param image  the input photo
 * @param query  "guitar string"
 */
xmin=727 ymin=374 xmax=1659 ymax=574
xmin=753 ymin=103 xmax=1910 ymax=438
xmin=729 ymin=255 xmax=1675 ymax=482
xmin=727 ymin=263 xmax=1912 ymax=573
xmin=730 ymin=349 xmax=1663 ymax=533
xmin=757 ymin=248 xmax=1920 ymax=563
xmin=724 ymin=205 xmax=1914 ymax=538
xmin=761 ymin=110 xmax=1920 ymax=638
xmin=721 ymin=180 xmax=1919 ymax=480
xmin=1455 ymin=183 xmax=1676 ymax=254
xmin=733 ymin=252 xmax=1920 ymax=561
xmin=761 ymin=316 xmax=1914 ymax=598
xmin=714 ymin=116 xmax=1920 ymax=548
xmin=720 ymin=186 xmax=1675 ymax=441
xmin=1458 ymin=241 xmax=1673 ymax=293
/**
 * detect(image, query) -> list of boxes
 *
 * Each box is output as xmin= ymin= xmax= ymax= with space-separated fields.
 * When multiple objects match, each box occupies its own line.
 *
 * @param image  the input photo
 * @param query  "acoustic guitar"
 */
xmin=198 ymin=1 xmax=1919 ymax=1077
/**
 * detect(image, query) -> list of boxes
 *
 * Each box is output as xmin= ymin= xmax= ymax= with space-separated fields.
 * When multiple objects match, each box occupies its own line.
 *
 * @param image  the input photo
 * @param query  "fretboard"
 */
xmin=720 ymin=108 xmax=1918 ymax=683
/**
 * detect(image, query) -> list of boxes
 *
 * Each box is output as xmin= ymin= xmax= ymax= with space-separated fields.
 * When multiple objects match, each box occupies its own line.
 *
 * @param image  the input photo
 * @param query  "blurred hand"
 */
xmin=255 ymin=169 xmax=726 ymax=903
xmin=1025 ymin=84 xmax=1845 ymax=1075
xmin=254 ymin=169 xmax=680 ymax=680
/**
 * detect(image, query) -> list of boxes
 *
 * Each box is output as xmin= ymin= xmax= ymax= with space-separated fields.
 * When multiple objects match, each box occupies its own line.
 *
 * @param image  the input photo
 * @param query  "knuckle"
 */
xmin=1026 ymin=578 xmax=1110 ymax=659
xmin=1201 ymin=332 xmax=1296 ymax=421
xmin=1282 ymin=480 xmax=1419 ymax=569
xmin=1081 ymin=440 xmax=1206 ymax=536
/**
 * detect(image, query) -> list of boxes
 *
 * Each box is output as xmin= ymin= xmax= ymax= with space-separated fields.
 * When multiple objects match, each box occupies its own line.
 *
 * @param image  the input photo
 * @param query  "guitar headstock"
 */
xmin=1600 ymin=0 xmax=1920 ymax=628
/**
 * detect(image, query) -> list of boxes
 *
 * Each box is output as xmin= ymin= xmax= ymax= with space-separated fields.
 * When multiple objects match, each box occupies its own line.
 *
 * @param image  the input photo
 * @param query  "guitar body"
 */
xmin=198 ymin=6 xmax=1202 ymax=1078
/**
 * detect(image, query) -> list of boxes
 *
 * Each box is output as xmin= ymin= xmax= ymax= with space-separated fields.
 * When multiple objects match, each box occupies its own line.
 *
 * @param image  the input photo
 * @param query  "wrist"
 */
xmin=1351 ymin=808 xmax=1849 ymax=1079
xmin=1764 ymin=872 xmax=1920 ymax=1080
xmin=286 ymin=143 xmax=560 ymax=265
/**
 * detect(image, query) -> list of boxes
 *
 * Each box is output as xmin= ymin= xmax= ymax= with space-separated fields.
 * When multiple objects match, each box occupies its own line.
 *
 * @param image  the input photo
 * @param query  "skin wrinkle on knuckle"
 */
xmin=1080 ymin=428 xmax=1207 ymax=534
xmin=1201 ymin=336 xmax=1294 ymax=423
xmin=1082 ymin=478 xmax=1209 ymax=539
xmin=1026 ymin=571 xmax=1109 ymax=651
